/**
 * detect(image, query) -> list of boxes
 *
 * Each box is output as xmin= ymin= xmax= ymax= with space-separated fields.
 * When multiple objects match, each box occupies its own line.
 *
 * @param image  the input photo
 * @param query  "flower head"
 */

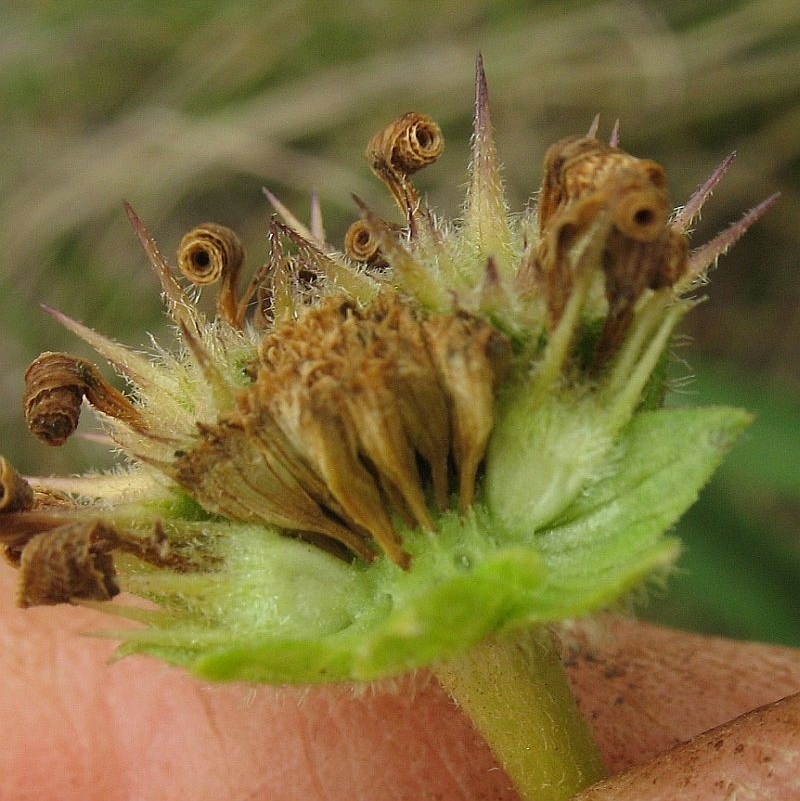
xmin=0 ymin=58 xmax=770 ymax=683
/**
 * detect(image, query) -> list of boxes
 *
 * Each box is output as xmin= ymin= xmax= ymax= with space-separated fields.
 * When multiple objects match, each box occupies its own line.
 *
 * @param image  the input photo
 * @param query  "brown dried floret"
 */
xmin=171 ymin=293 xmax=510 ymax=567
xmin=344 ymin=218 xmax=399 ymax=269
xmin=423 ymin=312 xmax=511 ymax=511
xmin=0 ymin=480 xmax=213 ymax=603
xmin=534 ymin=135 xmax=689 ymax=362
xmin=177 ymin=223 xmax=245 ymax=327
xmin=24 ymin=352 xmax=146 ymax=446
xmin=17 ymin=520 xmax=120 ymax=607
xmin=0 ymin=476 xmax=76 ymax=561
xmin=538 ymin=136 xmax=668 ymax=234
xmin=366 ymin=112 xmax=444 ymax=214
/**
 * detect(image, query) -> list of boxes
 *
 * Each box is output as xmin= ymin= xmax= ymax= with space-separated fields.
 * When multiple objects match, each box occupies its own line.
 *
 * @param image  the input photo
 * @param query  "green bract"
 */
xmin=115 ymin=405 xmax=749 ymax=683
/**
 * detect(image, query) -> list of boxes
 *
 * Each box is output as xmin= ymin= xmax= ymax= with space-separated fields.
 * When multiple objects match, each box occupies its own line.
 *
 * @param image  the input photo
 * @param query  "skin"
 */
xmin=1 ymin=562 xmax=798 ymax=801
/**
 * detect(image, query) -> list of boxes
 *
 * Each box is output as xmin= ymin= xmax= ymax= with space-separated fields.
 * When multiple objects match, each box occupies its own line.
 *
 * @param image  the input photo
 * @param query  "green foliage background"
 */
xmin=1 ymin=0 xmax=797 ymax=645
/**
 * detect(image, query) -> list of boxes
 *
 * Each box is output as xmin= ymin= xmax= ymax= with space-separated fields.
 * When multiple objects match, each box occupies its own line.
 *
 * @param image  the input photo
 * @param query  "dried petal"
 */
xmin=344 ymin=219 xmax=386 ymax=266
xmin=24 ymin=352 xmax=147 ymax=445
xmin=17 ymin=520 xmax=120 ymax=607
xmin=366 ymin=112 xmax=444 ymax=214
xmin=177 ymin=223 xmax=245 ymax=327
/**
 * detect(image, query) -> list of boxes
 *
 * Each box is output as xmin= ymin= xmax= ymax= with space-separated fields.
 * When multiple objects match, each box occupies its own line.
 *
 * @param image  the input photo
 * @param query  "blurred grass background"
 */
xmin=1 ymin=0 xmax=797 ymax=645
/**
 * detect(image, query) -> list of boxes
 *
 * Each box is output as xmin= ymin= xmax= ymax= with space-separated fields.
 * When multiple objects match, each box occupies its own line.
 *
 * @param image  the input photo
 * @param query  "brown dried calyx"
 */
xmin=171 ymin=292 xmax=511 ymax=568
xmin=534 ymin=135 xmax=689 ymax=364
xmin=0 ymin=461 xmax=119 ymax=605
xmin=0 ymin=456 xmax=34 ymax=514
xmin=0 ymin=459 xmax=213 ymax=605
xmin=15 ymin=520 xmax=120 ymax=607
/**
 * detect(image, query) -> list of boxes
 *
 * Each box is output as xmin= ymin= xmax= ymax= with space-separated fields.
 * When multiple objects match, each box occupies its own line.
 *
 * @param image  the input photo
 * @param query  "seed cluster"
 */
xmin=172 ymin=293 xmax=510 ymax=567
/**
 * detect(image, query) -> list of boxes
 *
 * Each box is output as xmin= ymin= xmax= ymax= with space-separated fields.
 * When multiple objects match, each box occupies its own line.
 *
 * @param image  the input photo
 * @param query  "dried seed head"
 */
xmin=171 ymin=293 xmax=510 ymax=567
xmin=24 ymin=352 xmax=147 ymax=446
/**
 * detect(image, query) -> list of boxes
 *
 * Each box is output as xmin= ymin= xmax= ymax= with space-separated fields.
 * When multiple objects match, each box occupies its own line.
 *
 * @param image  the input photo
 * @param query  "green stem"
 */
xmin=434 ymin=626 xmax=605 ymax=801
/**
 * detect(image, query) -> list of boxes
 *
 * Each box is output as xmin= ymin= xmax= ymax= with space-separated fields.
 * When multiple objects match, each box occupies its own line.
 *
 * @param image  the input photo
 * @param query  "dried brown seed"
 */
xmin=366 ymin=112 xmax=444 ymax=213
xmin=17 ymin=520 xmax=120 ymax=607
xmin=24 ymin=352 xmax=147 ymax=445
xmin=0 ymin=457 xmax=33 ymax=514
xmin=178 ymin=223 xmax=246 ymax=326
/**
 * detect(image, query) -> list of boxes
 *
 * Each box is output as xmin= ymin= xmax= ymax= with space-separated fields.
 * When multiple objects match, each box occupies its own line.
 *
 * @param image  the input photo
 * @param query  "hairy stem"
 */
xmin=434 ymin=626 xmax=605 ymax=801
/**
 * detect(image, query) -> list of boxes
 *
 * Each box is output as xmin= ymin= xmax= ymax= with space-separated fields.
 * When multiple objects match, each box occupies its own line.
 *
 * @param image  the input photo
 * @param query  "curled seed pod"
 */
xmin=17 ymin=520 xmax=120 ymax=607
xmin=0 ymin=457 xmax=33 ymax=513
xmin=24 ymin=352 xmax=146 ymax=445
